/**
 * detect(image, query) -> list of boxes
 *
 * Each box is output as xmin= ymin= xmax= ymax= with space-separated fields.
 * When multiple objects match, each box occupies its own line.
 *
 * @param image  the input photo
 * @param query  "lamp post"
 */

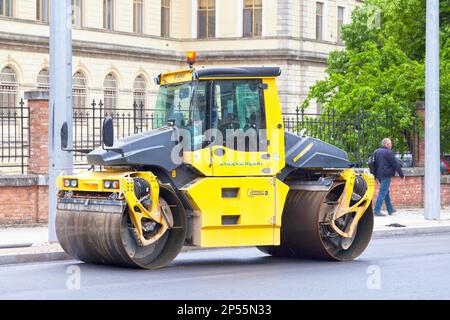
xmin=424 ymin=0 xmax=440 ymax=220
xmin=48 ymin=0 xmax=73 ymax=241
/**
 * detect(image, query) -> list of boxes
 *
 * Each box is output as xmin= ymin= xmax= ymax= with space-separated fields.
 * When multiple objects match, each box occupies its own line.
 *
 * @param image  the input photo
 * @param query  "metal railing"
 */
xmin=0 ymin=98 xmax=420 ymax=173
xmin=283 ymin=106 xmax=418 ymax=166
xmin=0 ymin=99 xmax=30 ymax=173
xmin=72 ymin=100 xmax=160 ymax=166
xmin=72 ymin=101 xmax=418 ymax=167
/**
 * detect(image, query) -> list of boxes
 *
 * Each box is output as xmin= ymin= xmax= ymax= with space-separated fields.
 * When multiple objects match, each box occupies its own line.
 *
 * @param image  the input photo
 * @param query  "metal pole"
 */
xmin=49 ymin=0 xmax=73 ymax=241
xmin=424 ymin=0 xmax=440 ymax=220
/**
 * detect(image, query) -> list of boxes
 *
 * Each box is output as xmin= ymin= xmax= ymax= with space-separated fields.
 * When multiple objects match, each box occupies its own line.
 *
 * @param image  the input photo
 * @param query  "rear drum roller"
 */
xmin=258 ymin=181 xmax=373 ymax=261
xmin=56 ymin=186 xmax=187 ymax=269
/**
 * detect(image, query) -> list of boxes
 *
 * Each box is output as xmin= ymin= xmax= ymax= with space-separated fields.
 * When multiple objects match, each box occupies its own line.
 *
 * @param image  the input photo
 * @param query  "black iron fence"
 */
xmin=0 ymin=98 xmax=421 ymax=172
xmin=283 ymin=106 xmax=419 ymax=166
xmin=72 ymin=101 xmax=419 ymax=167
xmin=0 ymin=99 xmax=30 ymax=173
xmin=72 ymin=100 xmax=160 ymax=165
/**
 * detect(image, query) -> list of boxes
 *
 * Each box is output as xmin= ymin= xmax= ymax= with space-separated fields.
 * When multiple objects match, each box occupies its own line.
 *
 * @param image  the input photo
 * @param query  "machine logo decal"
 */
xmin=247 ymin=189 xmax=270 ymax=197
xmin=220 ymin=162 xmax=263 ymax=166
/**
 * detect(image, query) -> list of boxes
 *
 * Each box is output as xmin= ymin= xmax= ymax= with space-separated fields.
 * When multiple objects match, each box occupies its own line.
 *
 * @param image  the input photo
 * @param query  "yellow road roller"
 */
xmin=56 ymin=55 xmax=375 ymax=269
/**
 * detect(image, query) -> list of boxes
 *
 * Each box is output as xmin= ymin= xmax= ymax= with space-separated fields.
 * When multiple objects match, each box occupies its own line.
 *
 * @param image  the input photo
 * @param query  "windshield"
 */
xmin=154 ymin=82 xmax=195 ymax=130
xmin=155 ymin=80 xmax=208 ymax=150
xmin=154 ymin=79 xmax=266 ymax=151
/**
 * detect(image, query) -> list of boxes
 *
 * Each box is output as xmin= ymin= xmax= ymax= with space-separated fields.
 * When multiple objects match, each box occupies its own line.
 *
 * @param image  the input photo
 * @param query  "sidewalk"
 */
xmin=372 ymin=207 xmax=450 ymax=238
xmin=1 ymin=207 xmax=449 ymax=265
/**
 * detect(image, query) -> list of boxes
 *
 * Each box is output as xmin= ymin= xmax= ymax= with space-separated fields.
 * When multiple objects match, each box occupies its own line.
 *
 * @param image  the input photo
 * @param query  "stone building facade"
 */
xmin=0 ymin=0 xmax=363 ymax=114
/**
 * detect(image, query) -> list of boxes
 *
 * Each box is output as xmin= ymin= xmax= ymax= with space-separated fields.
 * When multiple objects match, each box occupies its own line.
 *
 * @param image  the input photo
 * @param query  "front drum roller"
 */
xmin=56 ymin=185 xmax=186 ymax=269
xmin=259 ymin=178 xmax=374 ymax=261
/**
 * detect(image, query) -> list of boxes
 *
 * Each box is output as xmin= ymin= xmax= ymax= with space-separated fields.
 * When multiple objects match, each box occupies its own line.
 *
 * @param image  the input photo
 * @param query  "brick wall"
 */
xmin=0 ymin=176 xmax=48 ymax=225
xmin=372 ymin=169 xmax=450 ymax=208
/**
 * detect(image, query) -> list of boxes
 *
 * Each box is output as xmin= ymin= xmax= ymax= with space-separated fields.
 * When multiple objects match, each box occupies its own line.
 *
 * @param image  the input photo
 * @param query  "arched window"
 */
xmin=133 ymin=75 xmax=146 ymax=108
xmin=133 ymin=75 xmax=147 ymax=131
xmin=0 ymin=66 xmax=18 ymax=112
xmin=103 ymin=73 xmax=117 ymax=114
xmin=73 ymin=71 xmax=87 ymax=110
xmin=37 ymin=68 xmax=49 ymax=91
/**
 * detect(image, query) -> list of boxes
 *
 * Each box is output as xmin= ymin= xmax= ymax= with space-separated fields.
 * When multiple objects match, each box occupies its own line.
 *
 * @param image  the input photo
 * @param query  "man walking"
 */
xmin=373 ymin=138 xmax=405 ymax=216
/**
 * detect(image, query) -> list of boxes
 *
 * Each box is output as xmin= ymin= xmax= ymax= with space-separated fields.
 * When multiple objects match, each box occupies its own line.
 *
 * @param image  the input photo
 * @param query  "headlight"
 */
xmin=64 ymin=179 xmax=77 ymax=188
xmin=104 ymin=180 xmax=120 ymax=189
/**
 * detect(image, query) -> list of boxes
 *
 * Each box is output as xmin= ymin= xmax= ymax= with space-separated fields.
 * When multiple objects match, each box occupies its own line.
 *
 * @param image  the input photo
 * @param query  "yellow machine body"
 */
xmin=180 ymin=177 xmax=289 ymax=247
xmin=55 ymin=65 xmax=376 ymax=268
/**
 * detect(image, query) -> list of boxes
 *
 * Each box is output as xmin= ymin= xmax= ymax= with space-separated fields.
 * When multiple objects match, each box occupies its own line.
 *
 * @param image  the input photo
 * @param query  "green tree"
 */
xmin=304 ymin=0 xmax=450 ymax=159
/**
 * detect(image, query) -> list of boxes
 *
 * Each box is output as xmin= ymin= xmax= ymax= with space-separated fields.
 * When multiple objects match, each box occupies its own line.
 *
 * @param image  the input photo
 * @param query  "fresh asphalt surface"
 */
xmin=1 ymin=233 xmax=450 ymax=300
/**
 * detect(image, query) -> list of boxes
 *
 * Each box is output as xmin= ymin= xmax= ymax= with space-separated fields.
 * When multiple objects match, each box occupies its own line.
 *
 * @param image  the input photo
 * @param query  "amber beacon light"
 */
xmin=187 ymin=51 xmax=196 ymax=67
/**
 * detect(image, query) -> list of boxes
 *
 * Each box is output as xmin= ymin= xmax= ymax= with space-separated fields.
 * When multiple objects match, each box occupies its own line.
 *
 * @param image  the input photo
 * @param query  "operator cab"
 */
xmin=154 ymin=65 xmax=281 ymax=153
xmin=152 ymin=52 xmax=285 ymax=177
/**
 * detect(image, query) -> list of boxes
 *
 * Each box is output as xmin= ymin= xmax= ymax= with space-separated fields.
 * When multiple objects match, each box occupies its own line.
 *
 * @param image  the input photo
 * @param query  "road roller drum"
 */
xmin=56 ymin=178 xmax=187 ymax=269
xmin=258 ymin=179 xmax=374 ymax=261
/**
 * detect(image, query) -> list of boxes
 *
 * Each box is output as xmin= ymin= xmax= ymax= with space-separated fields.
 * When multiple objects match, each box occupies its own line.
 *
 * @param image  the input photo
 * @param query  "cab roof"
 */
xmin=157 ymin=66 xmax=281 ymax=85
xmin=194 ymin=67 xmax=281 ymax=79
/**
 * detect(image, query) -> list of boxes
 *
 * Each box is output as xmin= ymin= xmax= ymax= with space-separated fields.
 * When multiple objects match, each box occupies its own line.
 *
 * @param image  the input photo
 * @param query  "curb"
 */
xmin=1 ymin=226 xmax=450 ymax=266
xmin=0 ymin=251 xmax=71 ymax=266
xmin=371 ymin=225 xmax=450 ymax=239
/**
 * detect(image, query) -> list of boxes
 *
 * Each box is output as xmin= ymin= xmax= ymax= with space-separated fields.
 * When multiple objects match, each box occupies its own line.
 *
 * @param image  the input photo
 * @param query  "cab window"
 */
xmin=154 ymin=82 xmax=193 ymax=129
xmin=155 ymin=81 xmax=209 ymax=151
xmin=213 ymin=79 xmax=267 ymax=151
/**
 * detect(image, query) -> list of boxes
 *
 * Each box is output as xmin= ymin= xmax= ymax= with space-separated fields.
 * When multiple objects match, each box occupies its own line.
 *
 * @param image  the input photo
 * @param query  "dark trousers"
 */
xmin=374 ymin=177 xmax=394 ymax=214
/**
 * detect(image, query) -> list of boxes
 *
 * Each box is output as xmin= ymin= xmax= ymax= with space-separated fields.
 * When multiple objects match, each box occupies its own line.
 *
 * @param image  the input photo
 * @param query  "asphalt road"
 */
xmin=1 ymin=233 xmax=450 ymax=300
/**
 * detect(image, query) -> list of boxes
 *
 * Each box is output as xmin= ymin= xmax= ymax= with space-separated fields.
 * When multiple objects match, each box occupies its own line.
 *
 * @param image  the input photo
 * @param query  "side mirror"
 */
xmin=61 ymin=122 xmax=68 ymax=150
xmin=102 ymin=116 xmax=114 ymax=147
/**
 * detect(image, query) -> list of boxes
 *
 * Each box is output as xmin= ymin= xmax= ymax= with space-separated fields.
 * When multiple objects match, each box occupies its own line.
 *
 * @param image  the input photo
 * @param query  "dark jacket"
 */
xmin=373 ymin=147 xmax=404 ymax=180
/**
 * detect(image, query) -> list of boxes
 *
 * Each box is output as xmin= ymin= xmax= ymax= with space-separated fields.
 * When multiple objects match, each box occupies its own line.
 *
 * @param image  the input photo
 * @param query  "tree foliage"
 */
xmin=304 ymin=0 xmax=450 ymax=155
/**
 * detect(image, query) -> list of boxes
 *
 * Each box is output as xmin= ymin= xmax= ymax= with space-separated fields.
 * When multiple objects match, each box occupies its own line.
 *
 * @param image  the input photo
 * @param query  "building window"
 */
xmin=133 ymin=75 xmax=146 ymax=108
xmin=243 ymin=0 xmax=262 ymax=37
xmin=316 ymin=2 xmax=324 ymax=41
xmin=133 ymin=0 xmax=143 ymax=33
xmin=337 ymin=6 xmax=345 ymax=43
xmin=103 ymin=0 xmax=114 ymax=31
xmin=161 ymin=0 xmax=170 ymax=38
xmin=36 ymin=0 xmax=49 ymax=23
xmin=37 ymin=68 xmax=49 ymax=91
xmin=72 ymin=0 xmax=83 ymax=28
xmin=133 ymin=75 xmax=147 ymax=131
xmin=0 ymin=0 xmax=13 ymax=17
xmin=73 ymin=71 xmax=87 ymax=110
xmin=198 ymin=0 xmax=215 ymax=39
xmin=0 ymin=66 xmax=17 ymax=112
xmin=103 ymin=73 xmax=117 ymax=114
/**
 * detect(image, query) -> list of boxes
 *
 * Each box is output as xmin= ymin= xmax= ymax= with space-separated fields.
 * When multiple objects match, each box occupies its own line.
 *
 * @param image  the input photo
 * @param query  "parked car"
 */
xmin=441 ymin=156 xmax=450 ymax=175
xmin=395 ymin=153 xmax=413 ymax=168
